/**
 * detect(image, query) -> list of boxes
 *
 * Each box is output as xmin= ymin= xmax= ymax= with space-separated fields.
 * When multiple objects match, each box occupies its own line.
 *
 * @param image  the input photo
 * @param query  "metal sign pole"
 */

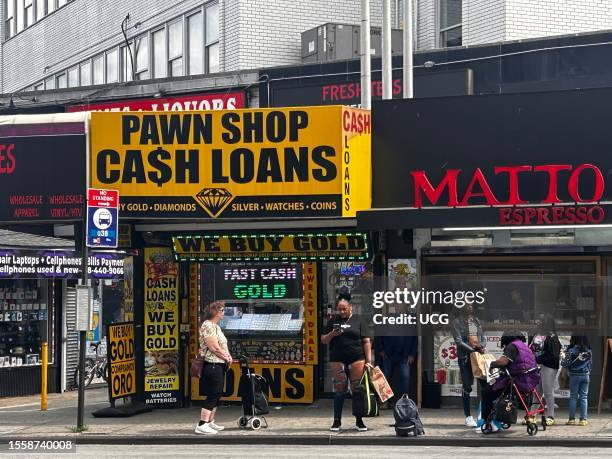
xmin=77 ymin=221 xmax=88 ymax=430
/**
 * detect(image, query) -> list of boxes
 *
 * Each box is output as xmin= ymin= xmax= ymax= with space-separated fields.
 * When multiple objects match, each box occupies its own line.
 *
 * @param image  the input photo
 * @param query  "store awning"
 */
xmin=0 ymin=229 xmax=73 ymax=249
xmin=357 ymin=206 xmax=503 ymax=230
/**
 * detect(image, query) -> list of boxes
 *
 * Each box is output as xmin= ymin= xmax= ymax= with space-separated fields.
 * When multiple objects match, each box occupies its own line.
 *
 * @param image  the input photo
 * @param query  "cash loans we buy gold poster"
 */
xmin=89 ymin=106 xmax=371 ymax=220
xmin=143 ymin=247 xmax=180 ymax=407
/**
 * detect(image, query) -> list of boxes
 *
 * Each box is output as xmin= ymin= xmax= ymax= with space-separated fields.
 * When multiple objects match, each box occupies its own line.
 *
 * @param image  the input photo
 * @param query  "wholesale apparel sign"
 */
xmin=89 ymin=107 xmax=371 ymax=219
xmin=0 ymin=125 xmax=86 ymax=223
xmin=107 ymin=322 xmax=136 ymax=400
xmin=172 ymin=232 xmax=370 ymax=262
xmin=144 ymin=247 xmax=180 ymax=407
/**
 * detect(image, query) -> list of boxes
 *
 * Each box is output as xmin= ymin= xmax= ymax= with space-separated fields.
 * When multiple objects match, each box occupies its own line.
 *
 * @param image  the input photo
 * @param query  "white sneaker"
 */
xmin=465 ymin=416 xmax=477 ymax=427
xmin=195 ymin=422 xmax=218 ymax=435
xmin=208 ymin=421 xmax=225 ymax=431
xmin=475 ymin=422 xmax=499 ymax=433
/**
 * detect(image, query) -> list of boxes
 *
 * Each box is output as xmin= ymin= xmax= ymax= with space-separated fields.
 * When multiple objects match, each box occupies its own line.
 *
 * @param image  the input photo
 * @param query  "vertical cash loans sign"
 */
xmin=144 ymin=247 xmax=180 ymax=407
xmin=89 ymin=107 xmax=371 ymax=219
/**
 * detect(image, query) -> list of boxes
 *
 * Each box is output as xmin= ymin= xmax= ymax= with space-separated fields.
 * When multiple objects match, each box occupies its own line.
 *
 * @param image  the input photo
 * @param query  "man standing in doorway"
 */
xmin=375 ymin=303 xmax=417 ymax=407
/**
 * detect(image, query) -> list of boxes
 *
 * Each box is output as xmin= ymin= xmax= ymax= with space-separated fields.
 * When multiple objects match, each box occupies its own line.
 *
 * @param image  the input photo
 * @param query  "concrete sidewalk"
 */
xmin=1 ymin=387 xmax=611 ymax=447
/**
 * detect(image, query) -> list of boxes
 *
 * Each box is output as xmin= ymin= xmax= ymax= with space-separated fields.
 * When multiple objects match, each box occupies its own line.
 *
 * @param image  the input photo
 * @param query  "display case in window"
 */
xmin=0 ymin=279 xmax=53 ymax=368
xmin=212 ymin=263 xmax=305 ymax=364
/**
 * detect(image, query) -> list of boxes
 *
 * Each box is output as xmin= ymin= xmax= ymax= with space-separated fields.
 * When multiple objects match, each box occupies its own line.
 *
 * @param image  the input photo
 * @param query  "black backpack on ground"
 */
xmin=393 ymin=395 xmax=425 ymax=437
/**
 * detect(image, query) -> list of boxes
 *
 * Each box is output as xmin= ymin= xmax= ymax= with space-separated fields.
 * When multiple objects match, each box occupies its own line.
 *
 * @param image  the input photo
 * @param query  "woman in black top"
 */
xmin=535 ymin=316 xmax=561 ymax=425
xmin=321 ymin=293 xmax=371 ymax=432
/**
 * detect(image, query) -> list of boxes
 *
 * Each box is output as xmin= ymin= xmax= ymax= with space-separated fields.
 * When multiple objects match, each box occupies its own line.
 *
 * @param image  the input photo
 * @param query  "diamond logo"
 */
xmin=195 ymin=188 xmax=233 ymax=217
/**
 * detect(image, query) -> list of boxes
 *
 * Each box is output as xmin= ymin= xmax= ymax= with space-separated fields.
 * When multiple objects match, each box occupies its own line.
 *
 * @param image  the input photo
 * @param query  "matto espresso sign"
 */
xmin=90 ymin=107 xmax=371 ymax=219
xmin=172 ymin=232 xmax=370 ymax=261
xmin=362 ymin=89 xmax=612 ymax=229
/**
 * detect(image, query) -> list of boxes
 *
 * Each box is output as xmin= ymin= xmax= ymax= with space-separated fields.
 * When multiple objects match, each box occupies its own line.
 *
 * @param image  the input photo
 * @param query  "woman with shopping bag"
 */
xmin=321 ymin=289 xmax=372 ymax=432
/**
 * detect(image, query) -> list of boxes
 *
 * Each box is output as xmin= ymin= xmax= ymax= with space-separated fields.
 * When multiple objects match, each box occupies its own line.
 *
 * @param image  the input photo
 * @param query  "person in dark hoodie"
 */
xmin=376 ymin=330 xmax=417 ymax=402
xmin=532 ymin=315 xmax=561 ymax=426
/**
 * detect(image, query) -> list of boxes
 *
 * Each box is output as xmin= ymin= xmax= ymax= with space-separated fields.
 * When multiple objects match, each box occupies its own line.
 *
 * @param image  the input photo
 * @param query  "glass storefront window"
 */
xmin=321 ymin=261 xmax=374 ymax=392
xmin=0 ymin=279 xmax=53 ymax=367
xmin=207 ymin=263 xmax=305 ymax=364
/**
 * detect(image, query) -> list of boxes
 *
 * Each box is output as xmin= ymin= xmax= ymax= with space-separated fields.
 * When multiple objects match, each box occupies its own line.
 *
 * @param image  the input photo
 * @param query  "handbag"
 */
xmin=352 ymin=369 xmax=379 ymax=418
xmin=190 ymin=354 xmax=204 ymax=378
xmin=368 ymin=365 xmax=394 ymax=403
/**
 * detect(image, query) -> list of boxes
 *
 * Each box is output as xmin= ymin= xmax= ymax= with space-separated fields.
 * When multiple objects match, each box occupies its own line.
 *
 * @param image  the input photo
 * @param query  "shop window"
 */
xmin=0 ymin=280 xmax=54 ymax=368
xmin=120 ymin=45 xmax=133 ymax=82
xmin=92 ymin=54 xmax=104 ymax=85
xmin=168 ymin=19 xmax=183 ymax=77
xmin=5 ymin=0 xmax=15 ymax=39
xmin=46 ymin=0 xmax=53 ymax=14
xmin=34 ymin=82 xmax=43 ymax=91
xmin=44 ymin=75 xmax=54 ymax=89
xmin=24 ymin=0 xmax=32 ymax=27
xmin=56 ymin=72 xmax=67 ymax=88
xmin=439 ymin=0 xmax=462 ymax=47
xmin=35 ymin=0 xmax=44 ymax=20
xmin=210 ymin=263 xmax=306 ymax=364
xmin=152 ymin=28 xmax=167 ymax=79
xmin=423 ymin=257 xmax=600 ymax=330
xmin=58 ymin=0 xmax=66 ymax=6
xmin=188 ymin=12 xmax=203 ymax=75
xmin=106 ymin=48 xmax=118 ymax=83
xmin=67 ymin=66 xmax=78 ymax=87
xmin=80 ymin=61 xmax=91 ymax=86
xmin=16 ymin=0 xmax=24 ymax=33
xmin=206 ymin=2 xmax=219 ymax=73
xmin=321 ymin=261 xmax=374 ymax=392
xmin=135 ymin=35 xmax=149 ymax=80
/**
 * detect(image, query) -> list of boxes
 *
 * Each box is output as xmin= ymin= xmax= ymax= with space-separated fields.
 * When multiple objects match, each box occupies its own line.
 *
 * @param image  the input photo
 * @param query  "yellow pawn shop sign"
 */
xmin=90 ymin=106 xmax=371 ymax=219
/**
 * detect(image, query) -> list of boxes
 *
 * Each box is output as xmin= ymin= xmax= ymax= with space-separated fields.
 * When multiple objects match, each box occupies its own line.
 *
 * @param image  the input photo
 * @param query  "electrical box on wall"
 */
xmin=301 ymin=23 xmax=403 ymax=64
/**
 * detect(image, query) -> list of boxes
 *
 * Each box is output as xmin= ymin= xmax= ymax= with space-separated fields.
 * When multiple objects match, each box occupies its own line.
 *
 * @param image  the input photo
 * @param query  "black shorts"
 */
xmin=199 ymin=362 xmax=227 ymax=396
xmin=330 ymin=353 xmax=366 ymax=367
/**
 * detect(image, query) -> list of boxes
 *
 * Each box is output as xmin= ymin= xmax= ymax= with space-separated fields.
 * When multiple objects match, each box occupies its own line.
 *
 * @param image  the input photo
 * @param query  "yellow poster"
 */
xmin=191 ymin=363 xmax=313 ymax=403
xmin=303 ymin=262 xmax=318 ymax=365
xmin=90 ymin=107 xmax=371 ymax=219
xmin=107 ymin=323 xmax=136 ymax=399
xmin=123 ymin=256 xmax=134 ymax=322
xmin=144 ymin=247 xmax=180 ymax=402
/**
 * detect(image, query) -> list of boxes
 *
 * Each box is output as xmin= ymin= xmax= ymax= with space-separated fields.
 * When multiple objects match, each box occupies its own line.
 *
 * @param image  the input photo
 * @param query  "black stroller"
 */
xmin=237 ymin=355 xmax=270 ymax=430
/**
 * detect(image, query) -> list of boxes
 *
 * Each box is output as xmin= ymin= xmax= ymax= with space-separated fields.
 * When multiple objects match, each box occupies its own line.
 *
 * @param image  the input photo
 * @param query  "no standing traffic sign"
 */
xmin=86 ymin=189 xmax=119 ymax=248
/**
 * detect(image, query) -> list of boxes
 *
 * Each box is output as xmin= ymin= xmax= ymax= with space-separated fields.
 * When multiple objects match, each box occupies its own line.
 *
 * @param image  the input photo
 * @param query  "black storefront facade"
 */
xmin=259 ymin=30 xmax=612 ymax=109
xmin=358 ymin=88 xmax=612 ymax=408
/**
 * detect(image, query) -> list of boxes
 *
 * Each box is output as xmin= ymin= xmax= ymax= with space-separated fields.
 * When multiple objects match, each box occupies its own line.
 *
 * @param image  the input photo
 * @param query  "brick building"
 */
xmin=1 ymin=0 xmax=612 ymax=96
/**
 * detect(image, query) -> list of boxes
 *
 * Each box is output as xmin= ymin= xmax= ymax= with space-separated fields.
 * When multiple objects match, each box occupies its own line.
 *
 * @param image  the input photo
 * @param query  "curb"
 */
xmin=2 ymin=435 xmax=612 ymax=447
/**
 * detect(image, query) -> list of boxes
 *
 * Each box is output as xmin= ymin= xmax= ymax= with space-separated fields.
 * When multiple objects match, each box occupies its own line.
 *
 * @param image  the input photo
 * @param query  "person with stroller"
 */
xmin=321 ymin=289 xmax=371 ymax=432
xmin=452 ymin=299 xmax=486 ymax=428
xmin=483 ymin=332 xmax=540 ymax=432
xmin=195 ymin=301 xmax=233 ymax=435
xmin=531 ymin=315 xmax=561 ymax=426
xmin=561 ymin=335 xmax=592 ymax=426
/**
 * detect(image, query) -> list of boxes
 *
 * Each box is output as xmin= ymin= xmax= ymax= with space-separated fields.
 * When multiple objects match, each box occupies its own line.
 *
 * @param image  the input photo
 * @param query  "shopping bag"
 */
xmin=189 ymin=354 xmax=205 ymax=378
xmin=368 ymin=365 xmax=395 ymax=403
xmin=471 ymin=352 xmax=496 ymax=379
xmin=352 ymin=370 xmax=379 ymax=417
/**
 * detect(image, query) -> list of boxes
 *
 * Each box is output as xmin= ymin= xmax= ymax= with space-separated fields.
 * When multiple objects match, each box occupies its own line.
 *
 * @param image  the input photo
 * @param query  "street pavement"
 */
xmin=0 ymin=387 xmax=611 ymax=447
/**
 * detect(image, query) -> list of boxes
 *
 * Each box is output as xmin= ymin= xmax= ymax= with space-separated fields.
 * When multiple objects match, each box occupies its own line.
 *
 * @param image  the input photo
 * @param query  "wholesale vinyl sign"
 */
xmin=89 ymin=107 xmax=371 ymax=219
